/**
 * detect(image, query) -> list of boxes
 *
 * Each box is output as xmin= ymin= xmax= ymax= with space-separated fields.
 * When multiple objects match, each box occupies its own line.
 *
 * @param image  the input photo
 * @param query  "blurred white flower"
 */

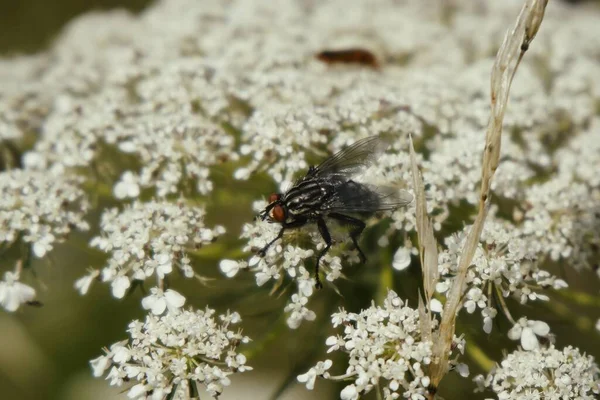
xmin=0 ymin=271 xmax=36 ymax=312
xmin=0 ymin=169 xmax=89 ymax=258
xmin=113 ymin=171 xmax=141 ymax=199
xmin=74 ymin=269 xmax=100 ymax=295
xmin=507 ymin=318 xmax=551 ymax=351
xmin=392 ymin=246 xmax=412 ymax=270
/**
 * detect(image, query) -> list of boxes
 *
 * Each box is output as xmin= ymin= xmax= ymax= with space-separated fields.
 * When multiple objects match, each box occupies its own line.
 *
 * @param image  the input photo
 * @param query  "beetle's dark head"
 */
xmin=259 ymin=193 xmax=287 ymax=223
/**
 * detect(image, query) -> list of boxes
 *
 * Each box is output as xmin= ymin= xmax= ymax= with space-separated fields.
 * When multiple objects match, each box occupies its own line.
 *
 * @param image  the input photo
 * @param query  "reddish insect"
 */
xmin=316 ymin=48 xmax=379 ymax=68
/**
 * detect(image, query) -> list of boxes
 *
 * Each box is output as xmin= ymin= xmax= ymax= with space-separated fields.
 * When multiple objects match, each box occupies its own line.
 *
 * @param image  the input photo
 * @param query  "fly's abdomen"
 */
xmin=283 ymin=180 xmax=331 ymax=216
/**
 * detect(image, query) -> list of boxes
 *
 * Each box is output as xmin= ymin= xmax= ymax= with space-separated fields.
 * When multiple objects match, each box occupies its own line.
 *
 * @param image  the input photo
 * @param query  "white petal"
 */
xmin=111 ymin=276 xmax=131 ymax=298
xmin=430 ymin=298 xmax=443 ymax=313
xmin=456 ymin=363 xmax=470 ymax=377
xmin=151 ymin=297 xmax=167 ymax=315
xmin=507 ymin=325 xmax=522 ymax=341
xmin=483 ymin=317 xmax=493 ymax=334
xmin=127 ymin=383 xmax=148 ymax=399
xmin=15 ymin=282 xmax=35 ymax=303
xmin=520 ymin=327 xmax=540 ymax=351
xmin=32 ymin=242 xmax=48 ymax=258
xmin=219 ymin=259 xmax=240 ymax=278
xmin=340 ymin=384 xmax=359 ymax=400
xmin=90 ymin=355 xmax=111 ymax=377
xmin=531 ymin=320 xmax=550 ymax=336
xmin=164 ymin=289 xmax=186 ymax=308
xmin=392 ymin=247 xmax=411 ymax=270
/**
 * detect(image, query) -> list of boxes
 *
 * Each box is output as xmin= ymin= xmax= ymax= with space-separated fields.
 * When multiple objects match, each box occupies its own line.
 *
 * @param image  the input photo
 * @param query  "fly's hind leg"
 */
xmin=315 ymin=217 xmax=332 ymax=289
xmin=329 ymin=213 xmax=367 ymax=263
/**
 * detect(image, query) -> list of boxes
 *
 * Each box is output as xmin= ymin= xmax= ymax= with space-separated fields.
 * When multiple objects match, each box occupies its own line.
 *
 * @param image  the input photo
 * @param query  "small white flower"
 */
xmin=74 ymin=270 xmax=100 ymax=295
xmin=0 ymin=272 xmax=36 ymax=312
xmin=220 ymin=259 xmax=241 ymax=278
xmin=297 ymin=360 xmax=332 ymax=390
xmin=114 ymin=171 xmax=141 ymax=199
xmin=508 ymin=318 xmax=550 ymax=351
xmin=111 ymin=276 xmax=131 ymax=299
xmin=141 ymin=288 xmax=186 ymax=315
xmin=340 ymin=384 xmax=359 ymax=400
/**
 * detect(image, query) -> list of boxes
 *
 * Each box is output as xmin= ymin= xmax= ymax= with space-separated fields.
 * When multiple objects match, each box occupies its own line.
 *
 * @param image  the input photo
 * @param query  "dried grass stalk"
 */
xmin=427 ymin=0 xmax=549 ymax=390
xmin=409 ymin=135 xmax=439 ymax=304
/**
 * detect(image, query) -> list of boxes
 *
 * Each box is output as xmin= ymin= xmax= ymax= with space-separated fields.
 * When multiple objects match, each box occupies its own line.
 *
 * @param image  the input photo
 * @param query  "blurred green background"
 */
xmin=0 ymin=1 xmax=599 ymax=400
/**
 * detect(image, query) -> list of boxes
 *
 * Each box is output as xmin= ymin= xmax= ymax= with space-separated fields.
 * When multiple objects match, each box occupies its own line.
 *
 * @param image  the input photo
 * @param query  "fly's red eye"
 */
xmin=271 ymin=205 xmax=285 ymax=222
xmin=268 ymin=193 xmax=281 ymax=203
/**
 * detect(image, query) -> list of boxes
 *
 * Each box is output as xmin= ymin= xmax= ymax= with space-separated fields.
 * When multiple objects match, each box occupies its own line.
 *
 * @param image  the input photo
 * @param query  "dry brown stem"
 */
xmin=426 ymin=0 xmax=549 ymax=390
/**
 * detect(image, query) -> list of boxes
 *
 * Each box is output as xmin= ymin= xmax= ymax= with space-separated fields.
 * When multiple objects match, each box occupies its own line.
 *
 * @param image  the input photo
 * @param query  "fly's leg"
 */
xmin=315 ymin=217 xmax=332 ymax=289
xmin=329 ymin=213 xmax=367 ymax=263
xmin=257 ymin=217 xmax=307 ymax=257
xmin=258 ymin=227 xmax=285 ymax=257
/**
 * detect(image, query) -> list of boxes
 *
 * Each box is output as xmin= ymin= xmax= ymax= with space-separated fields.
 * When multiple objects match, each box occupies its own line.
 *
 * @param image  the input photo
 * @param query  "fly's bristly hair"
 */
xmin=258 ymin=135 xmax=413 ymax=288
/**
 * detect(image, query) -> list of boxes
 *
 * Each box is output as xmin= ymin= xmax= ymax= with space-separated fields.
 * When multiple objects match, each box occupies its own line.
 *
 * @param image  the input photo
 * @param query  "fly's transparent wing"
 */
xmin=311 ymin=135 xmax=391 ymax=178
xmin=322 ymin=180 xmax=413 ymax=213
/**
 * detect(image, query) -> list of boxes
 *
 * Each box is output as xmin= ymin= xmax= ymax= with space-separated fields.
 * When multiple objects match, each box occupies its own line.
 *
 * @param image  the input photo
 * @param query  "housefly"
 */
xmin=258 ymin=135 xmax=413 ymax=288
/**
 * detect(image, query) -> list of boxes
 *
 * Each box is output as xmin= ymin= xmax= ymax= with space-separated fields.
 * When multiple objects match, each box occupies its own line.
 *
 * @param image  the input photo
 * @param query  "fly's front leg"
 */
xmin=257 ymin=217 xmax=307 ymax=257
xmin=315 ymin=217 xmax=332 ymax=289
xmin=258 ymin=227 xmax=285 ymax=257
xmin=329 ymin=213 xmax=367 ymax=263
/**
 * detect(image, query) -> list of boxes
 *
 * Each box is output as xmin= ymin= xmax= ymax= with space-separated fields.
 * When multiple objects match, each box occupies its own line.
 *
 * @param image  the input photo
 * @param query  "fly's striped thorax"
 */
xmin=283 ymin=179 xmax=331 ymax=216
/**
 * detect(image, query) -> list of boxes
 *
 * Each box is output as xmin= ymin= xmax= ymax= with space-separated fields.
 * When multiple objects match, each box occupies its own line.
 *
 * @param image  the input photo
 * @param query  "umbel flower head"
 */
xmin=81 ymin=200 xmax=225 ymax=298
xmin=474 ymin=345 xmax=600 ymax=399
xmin=298 ymin=290 xmax=464 ymax=399
xmin=0 ymin=169 xmax=89 ymax=258
xmin=436 ymin=217 xmax=567 ymax=333
xmin=91 ymin=308 xmax=251 ymax=399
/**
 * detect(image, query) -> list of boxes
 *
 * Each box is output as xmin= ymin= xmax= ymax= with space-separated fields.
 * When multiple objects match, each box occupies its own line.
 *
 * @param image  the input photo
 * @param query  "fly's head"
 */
xmin=259 ymin=193 xmax=287 ymax=223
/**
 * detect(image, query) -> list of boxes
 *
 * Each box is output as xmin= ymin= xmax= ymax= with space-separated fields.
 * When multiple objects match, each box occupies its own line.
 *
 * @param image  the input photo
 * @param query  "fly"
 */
xmin=257 ymin=135 xmax=413 ymax=288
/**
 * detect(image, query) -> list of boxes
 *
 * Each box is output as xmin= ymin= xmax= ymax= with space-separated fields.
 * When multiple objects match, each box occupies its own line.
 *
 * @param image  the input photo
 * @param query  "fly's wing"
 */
xmin=310 ymin=135 xmax=391 ymax=179
xmin=322 ymin=180 xmax=413 ymax=213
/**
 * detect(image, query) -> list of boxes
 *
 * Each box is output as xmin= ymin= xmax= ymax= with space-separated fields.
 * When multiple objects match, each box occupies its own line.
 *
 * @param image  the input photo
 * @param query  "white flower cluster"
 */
xmin=436 ymin=217 xmax=567 ymax=333
xmin=0 ymin=169 xmax=89 ymax=258
xmin=474 ymin=345 xmax=600 ymax=399
xmin=78 ymin=200 xmax=224 ymax=298
xmin=91 ymin=308 xmax=251 ymax=399
xmin=298 ymin=291 xmax=463 ymax=399
xmin=521 ymin=123 xmax=600 ymax=271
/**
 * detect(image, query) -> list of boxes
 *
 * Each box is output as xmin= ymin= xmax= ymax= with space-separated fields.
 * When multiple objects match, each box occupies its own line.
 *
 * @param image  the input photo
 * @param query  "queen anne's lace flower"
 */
xmin=82 ymin=201 xmax=224 ymax=298
xmin=474 ymin=345 xmax=600 ymax=399
xmin=436 ymin=217 xmax=567 ymax=333
xmin=299 ymin=290 xmax=462 ymax=399
xmin=91 ymin=308 xmax=251 ymax=399
xmin=0 ymin=169 xmax=89 ymax=258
